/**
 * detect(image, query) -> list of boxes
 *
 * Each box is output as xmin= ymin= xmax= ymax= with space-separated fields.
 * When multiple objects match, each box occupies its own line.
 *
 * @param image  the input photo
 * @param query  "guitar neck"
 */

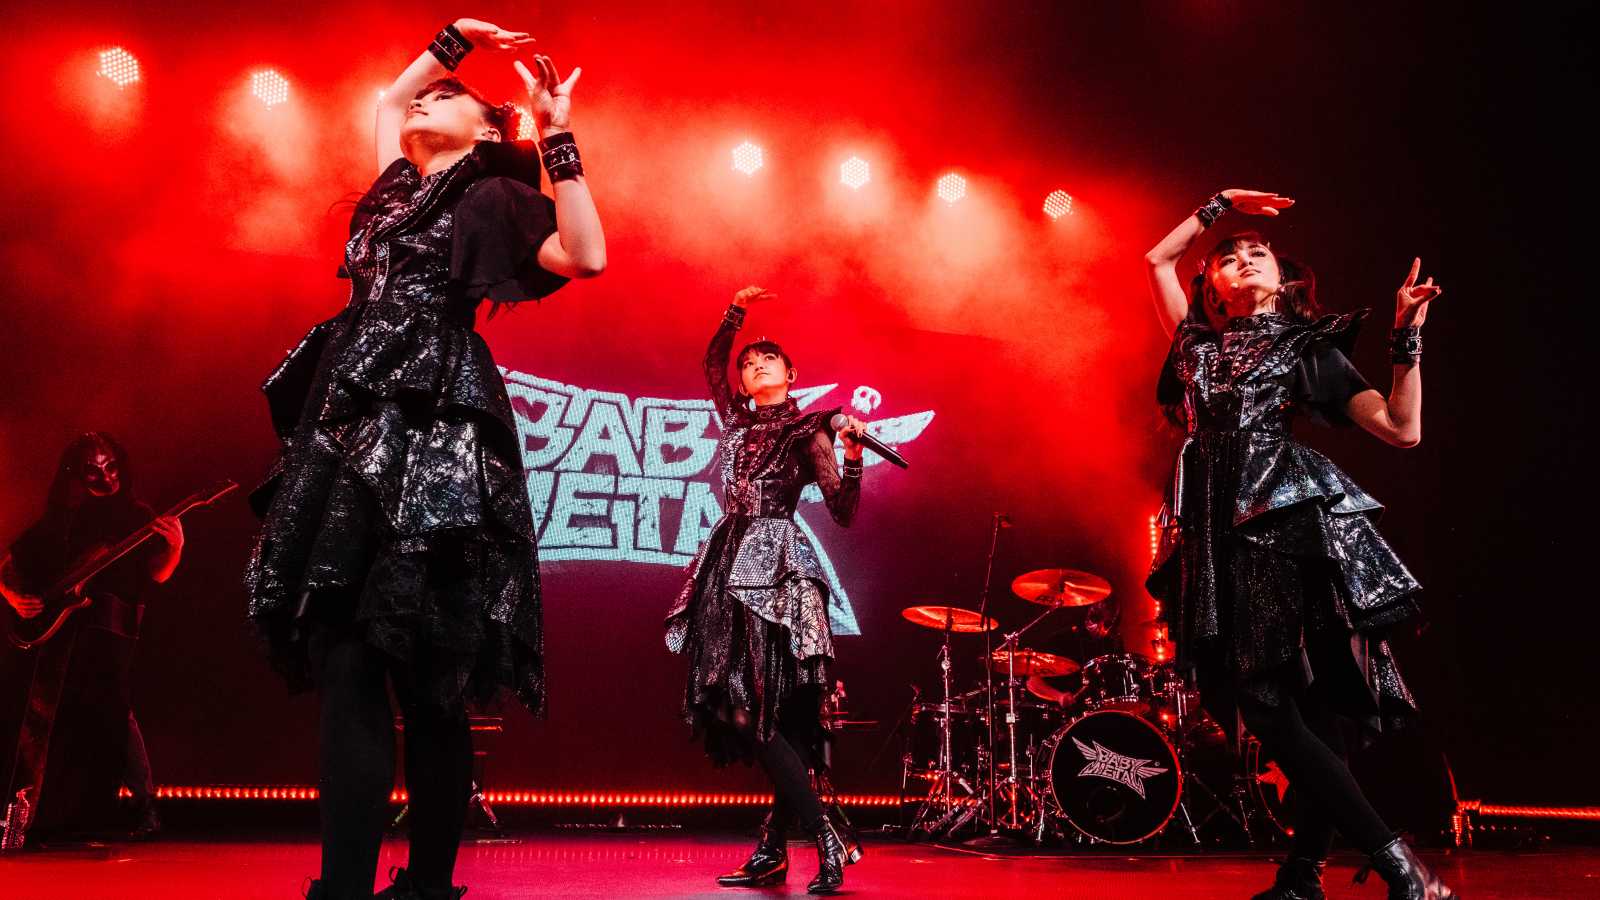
xmin=51 ymin=497 xmax=191 ymax=595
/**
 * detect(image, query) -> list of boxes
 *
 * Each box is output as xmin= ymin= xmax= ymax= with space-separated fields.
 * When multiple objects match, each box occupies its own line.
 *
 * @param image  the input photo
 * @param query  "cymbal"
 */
xmin=900 ymin=605 xmax=997 ymax=633
xmin=987 ymin=648 xmax=1080 ymax=677
xmin=1011 ymin=568 xmax=1112 ymax=607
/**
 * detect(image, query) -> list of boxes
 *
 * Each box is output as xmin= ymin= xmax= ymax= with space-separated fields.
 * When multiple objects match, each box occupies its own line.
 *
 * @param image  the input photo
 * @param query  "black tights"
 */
xmin=728 ymin=706 xmax=825 ymax=833
xmin=1236 ymin=692 xmax=1394 ymax=858
xmin=759 ymin=731 xmax=825 ymax=832
xmin=316 ymin=628 xmax=473 ymax=899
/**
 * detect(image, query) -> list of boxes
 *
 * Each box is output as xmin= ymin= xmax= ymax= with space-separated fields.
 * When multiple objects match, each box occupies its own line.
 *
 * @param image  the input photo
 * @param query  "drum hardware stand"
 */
xmin=906 ymin=614 xmax=976 ymax=838
xmin=966 ymin=601 xmax=1058 ymax=847
xmin=960 ymin=512 xmax=1015 ymax=847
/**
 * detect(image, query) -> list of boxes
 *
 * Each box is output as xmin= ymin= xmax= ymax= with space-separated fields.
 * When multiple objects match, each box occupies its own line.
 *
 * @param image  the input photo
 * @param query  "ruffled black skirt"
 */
xmin=245 ymin=300 xmax=544 ymax=715
xmin=1148 ymin=430 xmax=1419 ymax=736
xmin=672 ymin=516 xmax=831 ymax=767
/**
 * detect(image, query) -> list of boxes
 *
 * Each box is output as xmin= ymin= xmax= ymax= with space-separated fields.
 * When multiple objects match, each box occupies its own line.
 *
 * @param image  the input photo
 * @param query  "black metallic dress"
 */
xmin=1147 ymin=311 xmax=1420 ymax=735
xmin=246 ymin=143 xmax=567 ymax=715
xmin=665 ymin=304 xmax=862 ymax=764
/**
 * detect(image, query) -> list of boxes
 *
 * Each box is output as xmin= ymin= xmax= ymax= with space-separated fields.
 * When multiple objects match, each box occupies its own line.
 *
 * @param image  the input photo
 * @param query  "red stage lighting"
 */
xmin=936 ymin=173 xmax=966 ymax=204
xmin=840 ymin=156 xmax=870 ymax=190
xmin=97 ymin=47 xmax=140 ymax=89
xmin=731 ymin=141 xmax=764 ymax=175
xmin=1044 ymin=189 xmax=1074 ymax=219
xmin=250 ymin=70 xmax=290 ymax=108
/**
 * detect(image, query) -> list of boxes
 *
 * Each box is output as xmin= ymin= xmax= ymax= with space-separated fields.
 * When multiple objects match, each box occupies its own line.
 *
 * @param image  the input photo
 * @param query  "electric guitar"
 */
xmin=4 ymin=479 xmax=238 ymax=650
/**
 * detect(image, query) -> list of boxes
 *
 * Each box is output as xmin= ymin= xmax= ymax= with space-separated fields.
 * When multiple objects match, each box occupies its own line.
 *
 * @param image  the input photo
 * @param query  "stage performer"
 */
xmin=243 ymin=17 xmax=604 ymax=900
xmin=2 ymin=432 xmax=182 ymax=843
xmin=1144 ymin=189 xmax=1453 ymax=900
xmin=665 ymin=286 xmax=868 ymax=894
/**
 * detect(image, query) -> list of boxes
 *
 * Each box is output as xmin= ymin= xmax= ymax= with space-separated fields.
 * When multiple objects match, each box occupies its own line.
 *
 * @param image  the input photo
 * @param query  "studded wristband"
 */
xmin=539 ymin=132 xmax=584 ymax=182
xmin=1389 ymin=324 xmax=1423 ymax=365
xmin=1194 ymin=193 xmax=1233 ymax=229
xmin=428 ymin=24 xmax=473 ymax=72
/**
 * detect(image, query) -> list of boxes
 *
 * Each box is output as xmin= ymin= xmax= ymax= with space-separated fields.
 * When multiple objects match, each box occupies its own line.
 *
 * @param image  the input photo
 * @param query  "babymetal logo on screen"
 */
xmin=500 ymin=368 xmax=935 ymax=636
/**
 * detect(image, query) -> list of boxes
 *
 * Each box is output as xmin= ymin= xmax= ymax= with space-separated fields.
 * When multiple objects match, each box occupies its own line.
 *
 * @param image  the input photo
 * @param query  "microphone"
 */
xmin=831 ymin=413 xmax=909 ymax=469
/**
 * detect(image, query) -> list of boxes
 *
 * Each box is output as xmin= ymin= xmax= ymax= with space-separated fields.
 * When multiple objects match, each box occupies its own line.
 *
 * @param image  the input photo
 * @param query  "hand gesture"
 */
xmin=515 ymin=55 xmax=581 ymax=139
xmin=837 ymin=415 xmax=869 ymax=460
xmin=4 ymin=590 xmax=43 ymax=619
xmin=732 ymin=285 xmax=778 ymax=308
xmin=1220 ymin=189 xmax=1295 ymax=216
xmin=150 ymin=515 xmax=185 ymax=551
xmin=451 ymin=19 xmax=536 ymax=52
xmin=1394 ymin=257 xmax=1443 ymax=328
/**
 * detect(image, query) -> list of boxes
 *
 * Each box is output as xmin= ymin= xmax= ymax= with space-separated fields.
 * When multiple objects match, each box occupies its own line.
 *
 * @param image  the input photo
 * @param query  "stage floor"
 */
xmin=0 ymin=831 xmax=1592 ymax=898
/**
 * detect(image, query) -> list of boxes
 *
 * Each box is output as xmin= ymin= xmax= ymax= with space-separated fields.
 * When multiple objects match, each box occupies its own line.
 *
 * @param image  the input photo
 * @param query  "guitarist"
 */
xmin=1 ymin=432 xmax=182 ymax=841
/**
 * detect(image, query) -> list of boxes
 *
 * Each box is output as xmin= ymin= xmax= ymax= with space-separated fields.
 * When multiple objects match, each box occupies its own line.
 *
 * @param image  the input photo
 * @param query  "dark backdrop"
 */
xmin=0 ymin=1 xmax=1592 ymax=815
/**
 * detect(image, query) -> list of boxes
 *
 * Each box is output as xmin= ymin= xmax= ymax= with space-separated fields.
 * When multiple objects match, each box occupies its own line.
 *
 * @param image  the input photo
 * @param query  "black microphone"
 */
xmin=831 ymin=413 xmax=909 ymax=469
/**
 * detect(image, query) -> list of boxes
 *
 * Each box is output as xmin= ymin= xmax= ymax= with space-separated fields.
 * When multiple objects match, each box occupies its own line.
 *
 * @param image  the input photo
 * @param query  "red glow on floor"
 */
xmin=0 ymin=833 xmax=1575 ymax=899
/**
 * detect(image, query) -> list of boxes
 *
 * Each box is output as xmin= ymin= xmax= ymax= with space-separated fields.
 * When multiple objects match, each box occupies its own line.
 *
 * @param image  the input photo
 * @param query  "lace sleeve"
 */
xmin=705 ymin=304 xmax=747 ymax=425
xmin=806 ymin=427 xmax=861 ymax=527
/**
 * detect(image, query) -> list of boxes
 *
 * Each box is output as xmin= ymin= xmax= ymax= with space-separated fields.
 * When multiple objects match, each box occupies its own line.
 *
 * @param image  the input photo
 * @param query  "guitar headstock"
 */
xmin=171 ymin=479 xmax=241 ymax=516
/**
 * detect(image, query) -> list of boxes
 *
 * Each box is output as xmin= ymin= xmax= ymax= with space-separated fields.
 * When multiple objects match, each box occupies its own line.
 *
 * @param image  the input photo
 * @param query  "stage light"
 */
xmin=936 ymin=173 xmax=966 ymax=204
xmin=1044 ymin=189 xmax=1074 ymax=219
xmin=251 ymin=70 xmax=290 ymax=108
xmin=840 ymin=156 xmax=870 ymax=190
xmin=514 ymin=105 xmax=537 ymax=142
xmin=731 ymin=141 xmax=764 ymax=175
xmin=97 ymin=47 xmax=140 ymax=89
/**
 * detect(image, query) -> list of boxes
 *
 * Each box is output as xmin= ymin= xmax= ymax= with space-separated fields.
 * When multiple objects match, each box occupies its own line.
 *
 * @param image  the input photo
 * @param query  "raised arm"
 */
xmin=1346 ymin=258 xmax=1442 ymax=448
xmin=706 ymin=286 xmax=776 ymax=423
xmin=375 ymin=19 xmax=535 ymax=173
xmin=806 ymin=423 xmax=864 ymax=527
xmin=1144 ymin=189 xmax=1295 ymax=334
xmin=518 ymin=56 xmax=607 ymax=279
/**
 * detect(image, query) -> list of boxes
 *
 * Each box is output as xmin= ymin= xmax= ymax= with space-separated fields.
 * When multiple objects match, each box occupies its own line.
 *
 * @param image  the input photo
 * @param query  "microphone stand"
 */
xmin=963 ymin=512 xmax=1009 ymax=846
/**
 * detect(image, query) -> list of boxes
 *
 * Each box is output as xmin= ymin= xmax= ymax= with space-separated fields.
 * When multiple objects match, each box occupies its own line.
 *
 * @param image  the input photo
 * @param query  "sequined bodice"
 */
xmin=719 ymin=400 xmax=813 ymax=518
xmin=1174 ymin=314 xmax=1304 ymax=435
xmin=344 ymin=159 xmax=477 ymax=326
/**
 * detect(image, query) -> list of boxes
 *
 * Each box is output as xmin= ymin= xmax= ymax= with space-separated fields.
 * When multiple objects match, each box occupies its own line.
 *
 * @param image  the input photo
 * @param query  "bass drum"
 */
xmin=1042 ymin=710 xmax=1182 ymax=845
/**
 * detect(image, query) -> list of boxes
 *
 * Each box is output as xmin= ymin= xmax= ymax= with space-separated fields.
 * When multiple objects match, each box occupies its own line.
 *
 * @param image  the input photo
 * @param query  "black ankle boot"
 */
xmin=717 ymin=811 xmax=790 ymax=887
xmin=1250 ymin=856 xmax=1326 ymax=900
xmin=1357 ymin=837 xmax=1457 ymax=900
xmin=806 ymin=814 xmax=859 ymax=895
xmin=128 ymin=797 xmax=162 ymax=841
xmin=373 ymin=866 xmax=468 ymax=900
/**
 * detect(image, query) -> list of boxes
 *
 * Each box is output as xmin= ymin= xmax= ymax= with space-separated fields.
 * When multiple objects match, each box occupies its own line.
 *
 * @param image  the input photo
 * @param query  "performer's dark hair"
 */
xmin=45 ymin=431 xmax=132 ymax=513
xmin=416 ymin=78 xmax=519 ymax=143
xmin=1184 ymin=232 xmax=1321 ymax=328
xmin=737 ymin=339 xmax=795 ymax=372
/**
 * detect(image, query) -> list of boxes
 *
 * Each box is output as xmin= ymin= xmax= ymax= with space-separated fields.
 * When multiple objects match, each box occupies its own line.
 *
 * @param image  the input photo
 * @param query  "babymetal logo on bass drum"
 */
xmin=500 ymin=368 xmax=936 ymax=636
xmin=1072 ymin=737 xmax=1170 ymax=799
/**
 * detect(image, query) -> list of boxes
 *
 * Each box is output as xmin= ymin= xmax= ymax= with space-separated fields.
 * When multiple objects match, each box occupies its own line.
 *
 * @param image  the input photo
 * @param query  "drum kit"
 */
xmin=898 ymin=563 xmax=1296 ymax=847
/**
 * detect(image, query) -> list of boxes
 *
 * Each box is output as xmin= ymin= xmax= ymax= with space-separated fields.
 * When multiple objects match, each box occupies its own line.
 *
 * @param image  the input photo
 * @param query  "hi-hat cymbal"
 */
xmin=986 ymin=648 xmax=1080 ymax=677
xmin=901 ymin=605 xmax=997 ymax=633
xmin=1011 ymin=568 xmax=1113 ymax=607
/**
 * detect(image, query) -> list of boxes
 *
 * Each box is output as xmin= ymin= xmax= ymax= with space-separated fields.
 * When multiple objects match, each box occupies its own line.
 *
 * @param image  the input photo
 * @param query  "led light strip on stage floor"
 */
xmin=119 ymin=787 xmax=903 ymax=807
xmin=1453 ymin=799 xmax=1600 ymax=846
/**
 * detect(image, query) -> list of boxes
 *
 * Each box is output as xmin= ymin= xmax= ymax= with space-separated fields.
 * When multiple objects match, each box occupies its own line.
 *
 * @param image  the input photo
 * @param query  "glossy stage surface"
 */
xmin=0 ymin=831 xmax=1593 ymax=898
